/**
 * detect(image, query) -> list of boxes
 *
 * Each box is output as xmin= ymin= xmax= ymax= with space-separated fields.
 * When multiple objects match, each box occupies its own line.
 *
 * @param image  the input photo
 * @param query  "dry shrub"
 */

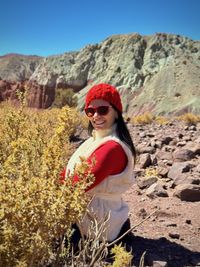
xmin=52 ymin=88 xmax=78 ymax=108
xmin=155 ymin=116 xmax=170 ymax=125
xmin=0 ymin=100 xmax=94 ymax=266
xmin=131 ymin=113 xmax=154 ymax=125
xmin=63 ymin=213 xmax=135 ymax=267
xmin=176 ymin=113 xmax=200 ymax=125
xmin=145 ymin=167 xmax=159 ymax=178
xmin=108 ymin=244 xmax=133 ymax=267
xmin=80 ymin=113 xmax=89 ymax=129
xmin=0 ymin=98 xmax=148 ymax=266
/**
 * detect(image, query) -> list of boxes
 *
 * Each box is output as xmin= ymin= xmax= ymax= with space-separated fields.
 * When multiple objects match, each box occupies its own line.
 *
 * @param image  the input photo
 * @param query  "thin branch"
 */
xmin=139 ymin=251 xmax=146 ymax=267
xmin=89 ymin=209 xmax=157 ymax=267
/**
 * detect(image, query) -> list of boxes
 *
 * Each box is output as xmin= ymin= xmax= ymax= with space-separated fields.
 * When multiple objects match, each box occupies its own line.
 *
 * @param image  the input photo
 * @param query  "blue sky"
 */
xmin=1 ymin=0 xmax=200 ymax=56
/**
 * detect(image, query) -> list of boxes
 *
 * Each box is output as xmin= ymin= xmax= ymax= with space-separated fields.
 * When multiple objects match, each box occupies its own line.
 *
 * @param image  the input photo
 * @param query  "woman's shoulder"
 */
xmin=97 ymin=140 xmax=125 ymax=153
xmin=99 ymin=137 xmax=133 ymax=160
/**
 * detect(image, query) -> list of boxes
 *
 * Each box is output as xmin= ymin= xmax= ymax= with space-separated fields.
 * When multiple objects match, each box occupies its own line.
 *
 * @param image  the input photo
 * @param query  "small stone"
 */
xmin=137 ymin=176 xmax=158 ymax=189
xmin=165 ymin=222 xmax=177 ymax=227
xmin=138 ymin=208 xmax=147 ymax=219
xmin=139 ymin=153 xmax=152 ymax=168
xmin=189 ymin=125 xmax=197 ymax=131
xmin=168 ymin=232 xmax=180 ymax=239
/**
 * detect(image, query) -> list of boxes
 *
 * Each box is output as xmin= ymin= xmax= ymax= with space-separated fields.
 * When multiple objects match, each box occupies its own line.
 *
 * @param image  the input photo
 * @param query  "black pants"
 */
xmin=69 ymin=218 xmax=132 ymax=253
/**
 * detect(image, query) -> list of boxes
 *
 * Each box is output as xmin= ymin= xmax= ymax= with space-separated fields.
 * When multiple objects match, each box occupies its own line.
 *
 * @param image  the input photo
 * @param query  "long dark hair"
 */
xmin=88 ymin=108 xmax=136 ymax=160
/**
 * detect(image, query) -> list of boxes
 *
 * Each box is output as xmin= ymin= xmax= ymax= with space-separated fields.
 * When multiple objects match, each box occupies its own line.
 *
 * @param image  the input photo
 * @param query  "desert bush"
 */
xmin=155 ymin=116 xmax=170 ymax=125
xmin=81 ymin=114 xmax=90 ymax=129
xmin=0 ymin=97 xmax=149 ymax=266
xmin=108 ymin=244 xmax=133 ymax=267
xmin=176 ymin=113 xmax=200 ymax=125
xmin=131 ymin=112 xmax=154 ymax=125
xmin=145 ymin=167 xmax=159 ymax=178
xmin=0 ymin=100 xmax=94 ymax=266
xmin=52 ymin=88 xmax=77 ymax=108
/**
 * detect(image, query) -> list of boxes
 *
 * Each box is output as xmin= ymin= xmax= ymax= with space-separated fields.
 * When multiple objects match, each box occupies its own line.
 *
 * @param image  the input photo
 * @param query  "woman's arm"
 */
xmin=60 ymin=140 xmax=127 ymax=190
xmin=84 ymin=140 xmax=127 ymax=191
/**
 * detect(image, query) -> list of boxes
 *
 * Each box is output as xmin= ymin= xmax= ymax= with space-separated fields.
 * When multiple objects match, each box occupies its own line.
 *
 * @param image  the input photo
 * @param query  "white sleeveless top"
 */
xmin=66 ymin=125 xmax=135 ymax=241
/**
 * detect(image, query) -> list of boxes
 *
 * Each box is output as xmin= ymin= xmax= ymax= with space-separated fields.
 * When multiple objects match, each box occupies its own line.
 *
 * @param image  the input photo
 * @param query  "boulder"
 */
xmin=168 ymin=162 xmax=195 ymax=180
xmin=173 ymin=184 xmax=200 ymax=202
xmin=139 ymin=153 xmax=152 ymax=168
xmin=173 ymin=148 xmax=195 ymax=162
xmin=146 ymin=183 xmax=169 ymax=199
xmin=137 ymin=176 xmax=158 ymax=189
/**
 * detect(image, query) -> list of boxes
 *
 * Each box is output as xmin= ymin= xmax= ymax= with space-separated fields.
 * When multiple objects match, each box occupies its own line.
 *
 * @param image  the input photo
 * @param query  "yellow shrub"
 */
xmin=145 ymin=167 xmax=159 ymax=178
xmin=155 ymin=116 xmax=169 ymax=125
xmin=0 ymin=102 xmax=93 ymax=267
xmin=52 ymin=88 xmax=78 ymax=108
xmin=131 ymin=112 xmax=154 ymax=125
xmin=176 ymin=113 xmax=200 ymax=125
xmin=80 ymin=113 xmax=89 ymax=129
xmin=108 ymin=244 xmax=133 ymax=267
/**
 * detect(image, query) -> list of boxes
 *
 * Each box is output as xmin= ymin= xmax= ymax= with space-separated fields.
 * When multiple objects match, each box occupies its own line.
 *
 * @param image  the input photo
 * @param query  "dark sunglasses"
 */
xmin=84 ymin=106 xmax=111 ymax=117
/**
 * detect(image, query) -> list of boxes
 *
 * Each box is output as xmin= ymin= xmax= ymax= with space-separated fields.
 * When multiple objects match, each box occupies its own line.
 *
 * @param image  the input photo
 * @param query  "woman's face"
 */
xmin=86 ymin=99 xmax=118 ymax=130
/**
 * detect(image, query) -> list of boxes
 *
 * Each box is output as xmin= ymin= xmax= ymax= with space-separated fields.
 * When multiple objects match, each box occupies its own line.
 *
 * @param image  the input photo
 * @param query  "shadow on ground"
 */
xmin=130 ymin=235 xmax=200 ymax=267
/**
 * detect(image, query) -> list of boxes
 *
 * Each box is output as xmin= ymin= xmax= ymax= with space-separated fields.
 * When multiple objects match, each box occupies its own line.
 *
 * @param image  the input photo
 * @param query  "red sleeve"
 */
xmin=85 ymin=140 xmax=127 ymax=191
xmin=59 ymin=141 xmax=128 ymax=190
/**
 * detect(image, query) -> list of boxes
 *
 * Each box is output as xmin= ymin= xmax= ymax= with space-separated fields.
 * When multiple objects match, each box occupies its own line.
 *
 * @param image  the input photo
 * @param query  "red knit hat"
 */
xmin=85 ymin=83 xmax=122 ymax=113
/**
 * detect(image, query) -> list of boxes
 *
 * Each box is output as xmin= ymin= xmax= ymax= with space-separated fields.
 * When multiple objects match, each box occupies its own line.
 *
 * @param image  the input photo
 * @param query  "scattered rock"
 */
xmin=138 ymin=153 xmax=152 ymax=168
xmin=165 ymin=222 xmax=177 ymax=227
xmin=173 ymin=148 xmax=195 ymax=162
xmin=161 ymin=136 xmax=173 ymax=145
xmin=137 ymin=145 xmax=156 ymax=154
xmin=157 ymin=166 xmax=169 ymax=178
xmin=171 ymin=173 xmax=190 ymax=187
xmin=138 ymin=208 xmax=148 ymax=219
xmin=173 ymin=184 xmax=200 ymax=201
xmin=168 ymin=162 xmax=194 ymax=180
xmin=146 ymin=183 xmax=169 ymax=199
xmin=123 ymin=121 xmax=200 ymax=267
xmin=155 ymin=151 xmax=173 ymax=161
xmin=137 ymin=176 xmax=158 ymax=189
xmin=168 ymin=232 xmax=180 ymax=239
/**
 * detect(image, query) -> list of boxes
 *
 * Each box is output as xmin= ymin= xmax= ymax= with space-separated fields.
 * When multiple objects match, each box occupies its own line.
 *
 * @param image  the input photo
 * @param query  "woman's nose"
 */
xmin=93 ymin=111 xmax=99 ymax=118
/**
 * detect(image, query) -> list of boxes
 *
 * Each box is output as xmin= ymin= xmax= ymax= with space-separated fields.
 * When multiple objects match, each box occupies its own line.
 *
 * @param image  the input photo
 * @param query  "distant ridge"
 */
xmin=0 ymin=33 xmax=200 ymax=115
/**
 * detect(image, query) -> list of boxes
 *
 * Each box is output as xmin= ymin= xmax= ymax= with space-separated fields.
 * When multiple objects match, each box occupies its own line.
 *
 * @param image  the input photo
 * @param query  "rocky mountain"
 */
xmin=0 ymin=54 xmax=42 ymax=104
xmin=0 ymin=53 xmax=42 ymax=81
xmin=0 ymin=33 xmax=200 ymax=115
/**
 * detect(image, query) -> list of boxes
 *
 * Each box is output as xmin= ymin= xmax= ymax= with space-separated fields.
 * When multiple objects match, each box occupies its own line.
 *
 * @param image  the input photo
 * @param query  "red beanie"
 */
xmin=85 ymin=83 xmax=122 ymax=113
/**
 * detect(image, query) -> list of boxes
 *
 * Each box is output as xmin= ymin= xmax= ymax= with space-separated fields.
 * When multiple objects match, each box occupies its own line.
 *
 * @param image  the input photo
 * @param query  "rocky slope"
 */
xmin=126 ymin=120 xmax=200 ymax=267
xmin=0 ymin=54 xmax=42 ymax=103
xmin=0 ymin=33 xmax=200 ymax=115
xmin=0 ymin=53 xmax=42 ymax=81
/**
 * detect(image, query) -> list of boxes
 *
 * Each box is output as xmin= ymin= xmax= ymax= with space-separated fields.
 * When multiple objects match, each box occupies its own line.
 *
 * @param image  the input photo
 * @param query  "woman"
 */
xmin=63 ymin=83 xmax=136 ymax=250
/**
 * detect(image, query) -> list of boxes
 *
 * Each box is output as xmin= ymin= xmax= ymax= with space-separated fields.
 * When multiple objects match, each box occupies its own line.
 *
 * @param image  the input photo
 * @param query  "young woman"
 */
xmin=62 ymin=83 xmax=136 ymax=250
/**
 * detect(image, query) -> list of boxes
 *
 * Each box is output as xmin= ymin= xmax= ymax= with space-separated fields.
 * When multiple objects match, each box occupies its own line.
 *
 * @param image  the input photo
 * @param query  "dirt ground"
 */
xmin=123 ymin=184 xmax=200 ymax=267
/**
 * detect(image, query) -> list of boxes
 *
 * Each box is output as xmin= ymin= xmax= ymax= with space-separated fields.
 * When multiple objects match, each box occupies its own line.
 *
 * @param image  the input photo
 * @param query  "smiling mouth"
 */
xmin=93 ymin=120 xmax=105 ymax=127
xmin=95 ymin=121 xmax=104 ymax=125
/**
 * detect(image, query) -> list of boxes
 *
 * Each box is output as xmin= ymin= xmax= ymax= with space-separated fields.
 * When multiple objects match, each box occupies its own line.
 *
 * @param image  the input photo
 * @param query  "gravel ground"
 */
xmin=123 ymin=184 xmax=200 ymax=267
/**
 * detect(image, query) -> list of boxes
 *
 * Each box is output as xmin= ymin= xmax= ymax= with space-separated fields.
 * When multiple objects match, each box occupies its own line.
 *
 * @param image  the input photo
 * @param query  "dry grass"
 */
xmin=131 ymin=113 xmax=154 ymax=125
xmin=176 ymin=113 xmax=200 ymax=125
